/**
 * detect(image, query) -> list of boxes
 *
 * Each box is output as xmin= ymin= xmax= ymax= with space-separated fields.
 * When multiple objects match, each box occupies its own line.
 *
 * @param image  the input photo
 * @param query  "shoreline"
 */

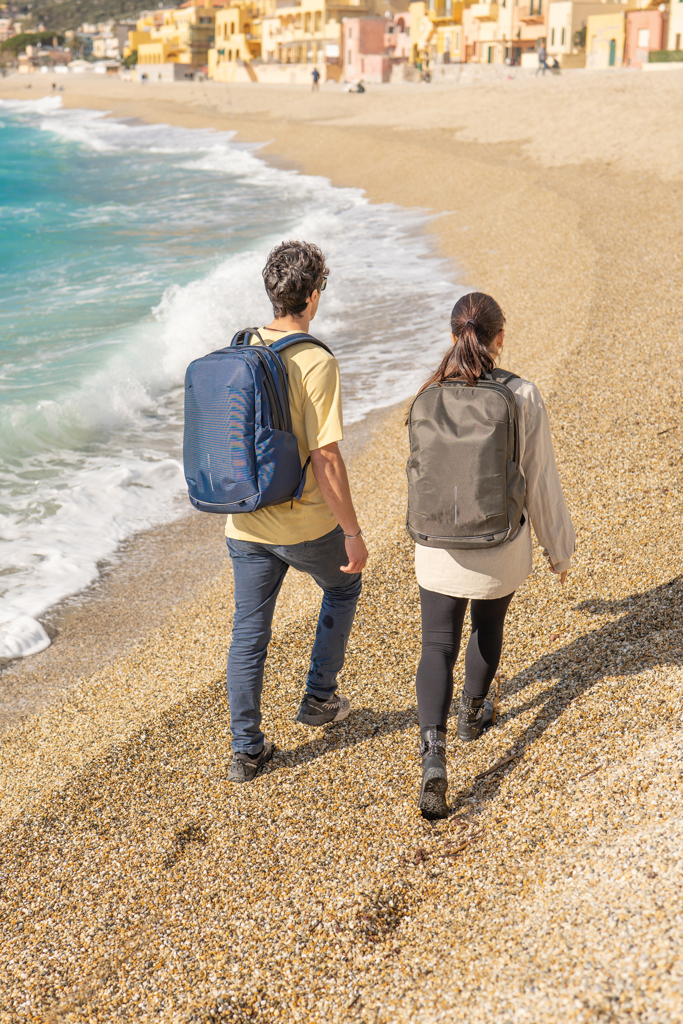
xmin=0 ymin=399 xmax=403 ymax=731
xmin=2 ymin=73 xmax=683 ymax=1021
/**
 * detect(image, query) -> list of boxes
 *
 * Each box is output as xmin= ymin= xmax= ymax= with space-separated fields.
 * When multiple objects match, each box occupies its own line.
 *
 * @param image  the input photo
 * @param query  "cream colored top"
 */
xmin=225 ymin=328 xmax=343 ymax=545
xmin=414 ymin=377 xmax=575 ymax=600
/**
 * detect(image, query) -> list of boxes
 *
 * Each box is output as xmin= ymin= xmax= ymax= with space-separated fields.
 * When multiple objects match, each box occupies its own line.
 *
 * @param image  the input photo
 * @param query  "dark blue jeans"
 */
xmin=226 ymin=525 xmax=362 ymax=754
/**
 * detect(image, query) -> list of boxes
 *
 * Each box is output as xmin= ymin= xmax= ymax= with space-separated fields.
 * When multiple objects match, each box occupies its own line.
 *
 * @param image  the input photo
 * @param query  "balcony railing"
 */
xmin=517 ymin=4 xmax=544 ymax=23
xmin=470 ymin=3 xmax=499 ymax=21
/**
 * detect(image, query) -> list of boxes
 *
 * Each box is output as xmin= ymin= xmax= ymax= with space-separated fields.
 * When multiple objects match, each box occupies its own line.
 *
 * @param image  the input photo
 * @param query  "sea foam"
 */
xmin=0 ymin=97 xmax=462 ymax=659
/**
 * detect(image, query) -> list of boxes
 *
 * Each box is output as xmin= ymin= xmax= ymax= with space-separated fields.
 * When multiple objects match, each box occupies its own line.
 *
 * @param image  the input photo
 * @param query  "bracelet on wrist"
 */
xmin=344 ymin=528 xmax=363 ymax=539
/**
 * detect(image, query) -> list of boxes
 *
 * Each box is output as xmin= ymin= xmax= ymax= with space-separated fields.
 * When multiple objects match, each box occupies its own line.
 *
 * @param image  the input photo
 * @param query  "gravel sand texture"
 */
xmin=1 ymin=74 xmax=683 ymax=1021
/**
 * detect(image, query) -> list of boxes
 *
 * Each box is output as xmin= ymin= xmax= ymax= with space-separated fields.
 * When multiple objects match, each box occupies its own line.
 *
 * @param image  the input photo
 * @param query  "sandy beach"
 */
xmin=1 ymin=70 xmax=683 ymax=1022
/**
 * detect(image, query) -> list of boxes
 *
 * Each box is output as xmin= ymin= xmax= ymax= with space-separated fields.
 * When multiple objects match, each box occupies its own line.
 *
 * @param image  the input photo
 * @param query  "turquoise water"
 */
xmin=0 ymin=96 xmax=459 ymax=658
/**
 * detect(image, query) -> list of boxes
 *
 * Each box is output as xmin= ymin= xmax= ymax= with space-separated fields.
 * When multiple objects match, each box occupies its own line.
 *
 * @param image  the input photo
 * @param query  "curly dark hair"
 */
xmin=262 ymin=241 xmax=329 ymax=318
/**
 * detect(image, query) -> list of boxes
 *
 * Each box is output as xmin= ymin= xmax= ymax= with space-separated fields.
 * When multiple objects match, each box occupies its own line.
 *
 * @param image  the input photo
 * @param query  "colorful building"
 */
xmin=586 ymin=9 xmax=626 ymax=67
xmin=667 ymin=0 xmax=683 ymax=52
xmin=208 ymin=2 xmax=260 ymax=81
xmin=206 ymin=0 xmax=401 ymax=83
xmin=343 ymin=16 xmax=388 ymax=81
xmin=624 ymin=8 xmax=667 ymax=67
xmin=409 ymin=0 xmax=464 ymax=65
xmin=134 ymin=0 xmax=230 ymax=71
xmin=385 ymin=11 xmax=411 ymax=61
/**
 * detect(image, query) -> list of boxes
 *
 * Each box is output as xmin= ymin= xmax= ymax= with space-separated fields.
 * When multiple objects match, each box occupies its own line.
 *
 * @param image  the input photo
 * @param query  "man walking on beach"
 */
xmin=311 ymin=67 xmax=320 ymax=91
xmin=535 ymin=44 xmax=548 ymax=75
xmin=225 ymin=241 xmax=367 ymax=783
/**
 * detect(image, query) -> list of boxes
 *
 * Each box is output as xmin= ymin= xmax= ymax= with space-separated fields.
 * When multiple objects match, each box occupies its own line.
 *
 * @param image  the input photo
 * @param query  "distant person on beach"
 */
xmin=224 ymin=241 xmax=368 ymax=783
xmin=536 ymin=45 xmax=548 ymax=75
xmin=406 ymin=292 xmax=575 ymax=818
xmin=312 ymin=67 xmax=320 ymax=91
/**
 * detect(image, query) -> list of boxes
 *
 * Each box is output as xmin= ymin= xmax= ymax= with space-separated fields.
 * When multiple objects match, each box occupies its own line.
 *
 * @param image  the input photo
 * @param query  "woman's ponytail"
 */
xmin=417 ymin=292 xmax=506 ymax=396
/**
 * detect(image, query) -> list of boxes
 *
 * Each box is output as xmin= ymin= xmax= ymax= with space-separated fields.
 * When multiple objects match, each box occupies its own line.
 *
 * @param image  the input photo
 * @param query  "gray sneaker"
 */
xmin=296 ymin=691 xmax=350 ymax=726
xmin=228 ymin=739 xmax=274 ymax=783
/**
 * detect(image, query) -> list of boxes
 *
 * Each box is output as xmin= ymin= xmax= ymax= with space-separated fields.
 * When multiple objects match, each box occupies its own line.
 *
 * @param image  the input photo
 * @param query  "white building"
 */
xmin=668 ymin=0 xmax=683 ymax=51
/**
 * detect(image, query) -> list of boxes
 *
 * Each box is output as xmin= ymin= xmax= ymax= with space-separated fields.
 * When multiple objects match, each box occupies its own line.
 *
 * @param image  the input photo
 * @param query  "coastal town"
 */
xmin=2 ymin=0 xmax=683 ymax=1001
xmin=1 ymin=0 xmax=682 ymax=83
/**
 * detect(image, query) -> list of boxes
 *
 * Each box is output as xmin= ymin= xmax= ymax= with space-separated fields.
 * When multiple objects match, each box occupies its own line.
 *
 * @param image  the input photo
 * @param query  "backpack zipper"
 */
xmin=413 ymin=380 xmax=520 ymax=464
xmin=252 ymin=349 xmax=290 ymax=433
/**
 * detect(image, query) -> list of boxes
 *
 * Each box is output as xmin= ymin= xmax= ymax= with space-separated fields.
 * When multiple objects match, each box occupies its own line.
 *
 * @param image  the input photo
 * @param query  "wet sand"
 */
xmin=1 ymin=72 xmax=683 ymax=1022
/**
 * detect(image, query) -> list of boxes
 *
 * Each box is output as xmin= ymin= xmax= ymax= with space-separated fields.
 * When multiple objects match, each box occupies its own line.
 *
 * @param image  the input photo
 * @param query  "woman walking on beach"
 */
xmin=406 ymin=292 xmax=575 ymax=819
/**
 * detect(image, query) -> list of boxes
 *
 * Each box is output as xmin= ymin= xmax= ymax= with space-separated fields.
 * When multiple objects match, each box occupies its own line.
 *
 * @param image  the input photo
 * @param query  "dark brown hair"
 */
xmin=419 ymin=291 xmax=506 ymax=393
xmin=262 ymin=240 xmax=329 ymax=318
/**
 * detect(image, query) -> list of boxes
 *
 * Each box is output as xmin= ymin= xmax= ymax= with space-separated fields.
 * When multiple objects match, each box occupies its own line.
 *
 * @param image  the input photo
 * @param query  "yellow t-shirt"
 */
xmin=224 ymin=327 xmax=344 ymax=545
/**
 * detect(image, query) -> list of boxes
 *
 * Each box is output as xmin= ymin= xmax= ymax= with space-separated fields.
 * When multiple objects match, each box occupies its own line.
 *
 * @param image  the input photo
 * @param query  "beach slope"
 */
xmin=1 ymin=73 xmax=683 ymax=1022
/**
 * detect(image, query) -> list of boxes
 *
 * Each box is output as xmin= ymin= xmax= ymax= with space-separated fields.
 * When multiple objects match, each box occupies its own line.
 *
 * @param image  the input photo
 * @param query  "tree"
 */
xmin=573 ymin=25 xmax=586 ymax=51
xmin=0 ymin=32 xmax=65 ymax=55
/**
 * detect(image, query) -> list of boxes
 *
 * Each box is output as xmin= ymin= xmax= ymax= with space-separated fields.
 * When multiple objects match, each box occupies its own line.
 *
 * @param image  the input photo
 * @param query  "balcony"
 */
xmin=470 ymin=3 xmax=498 ymax=21
xmin=428 ymin=2 xmax=463 ymax=21
xmin=517 ymin=5 xmax=545 ymax=23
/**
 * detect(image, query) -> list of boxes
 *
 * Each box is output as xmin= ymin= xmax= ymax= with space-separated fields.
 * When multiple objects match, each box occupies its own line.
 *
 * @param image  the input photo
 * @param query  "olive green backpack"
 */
xmin=406 ymin=370 xmax=526 ymax=550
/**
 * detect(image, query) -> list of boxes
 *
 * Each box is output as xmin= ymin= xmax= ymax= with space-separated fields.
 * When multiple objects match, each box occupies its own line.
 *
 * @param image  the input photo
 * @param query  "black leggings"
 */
xmin=416 ymin=586 xmax=514 ymax=731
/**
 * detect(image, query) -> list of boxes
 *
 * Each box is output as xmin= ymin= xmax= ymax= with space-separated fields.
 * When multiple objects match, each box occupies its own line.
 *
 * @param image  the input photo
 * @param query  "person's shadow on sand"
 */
xmin=260 ymin=575 xmax=683 ymax=807
xmin=443 ymin=573 xmax=683 ymax=814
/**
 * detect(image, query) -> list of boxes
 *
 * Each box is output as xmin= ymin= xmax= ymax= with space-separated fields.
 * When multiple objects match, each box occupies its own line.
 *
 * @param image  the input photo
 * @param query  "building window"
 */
xmin=561 ymin=27 xmax=565 ymax=45
xmin=348 ymin=27 xmax=352 ymax=39
xmin=551 ymin=27 xmax=554 ymax=45
xmin=347 ymin=48 xmax=352 ymax=63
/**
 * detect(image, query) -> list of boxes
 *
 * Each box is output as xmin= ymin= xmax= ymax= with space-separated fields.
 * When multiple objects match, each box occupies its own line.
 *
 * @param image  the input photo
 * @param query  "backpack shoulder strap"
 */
xmin=490 ymin=368 xmax=520 ymax=387
xmin=268 ymin=332 xmax=334 ymax=357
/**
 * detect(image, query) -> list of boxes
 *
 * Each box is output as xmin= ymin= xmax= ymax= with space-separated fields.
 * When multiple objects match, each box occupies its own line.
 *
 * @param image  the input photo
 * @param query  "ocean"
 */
xmin=0 ymin=95 xmax=460 ymax=660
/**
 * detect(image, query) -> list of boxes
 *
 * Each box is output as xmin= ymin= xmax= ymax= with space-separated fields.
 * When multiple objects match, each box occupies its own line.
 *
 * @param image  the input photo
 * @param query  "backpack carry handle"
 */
xmin=488 ymin=368 xmax=520 ymax=387
xmin=231 ymin=328 xmax=262 ymax=347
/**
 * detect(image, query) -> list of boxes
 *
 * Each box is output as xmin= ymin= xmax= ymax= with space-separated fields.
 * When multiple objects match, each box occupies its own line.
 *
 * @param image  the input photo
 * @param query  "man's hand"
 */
xmin=547 ymin=557 xmax=568 ymax=586
xmin=341 ymin=534 xmax=368 ymax=574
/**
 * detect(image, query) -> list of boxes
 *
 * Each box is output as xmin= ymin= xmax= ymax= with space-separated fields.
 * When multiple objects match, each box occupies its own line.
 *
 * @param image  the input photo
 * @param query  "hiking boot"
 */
xmin=228 ymin=739 xmax=274 ymax=783
xmin=418 ymin=726 xmax=448 ymax=820
xmin=457 ymin=692 xmax=493 ymax=743
xmin=296 ymin=691 xmax=350 ymax=727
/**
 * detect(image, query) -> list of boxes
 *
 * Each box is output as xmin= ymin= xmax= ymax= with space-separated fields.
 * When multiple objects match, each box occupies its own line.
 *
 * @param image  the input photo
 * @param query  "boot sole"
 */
xmin=418 ymin=775 xmax=448 ymax=820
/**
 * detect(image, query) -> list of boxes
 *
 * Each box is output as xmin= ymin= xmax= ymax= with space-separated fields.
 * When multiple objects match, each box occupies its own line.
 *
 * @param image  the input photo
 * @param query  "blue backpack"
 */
xmin=183 ymin=328 xmax=333 ymax=515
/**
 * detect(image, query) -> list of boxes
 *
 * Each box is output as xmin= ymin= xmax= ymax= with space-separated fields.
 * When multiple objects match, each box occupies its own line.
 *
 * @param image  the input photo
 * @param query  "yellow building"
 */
xmin=409 ymin=0 xmax=464 ymax=65
xmin=208 ymin=2 xmax=261 ymax=81
xmin=123 ymin=13 xmax=156 ymax=59
xmin=207 ymin=0 xmax=390 ymax=83
xmin=134 ymin=0 xmax=226 ymax=68
xmin=586 ymin=9 xmax=625 ymax=67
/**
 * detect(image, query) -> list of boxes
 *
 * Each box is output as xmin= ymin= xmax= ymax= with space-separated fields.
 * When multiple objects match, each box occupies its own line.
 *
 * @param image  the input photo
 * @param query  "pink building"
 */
xmin=625 ymin=9 xmax=667 ymax=68
xmin=343 ymin=16 xmax=391 ymax=83
xmin=384 ymin=13 xmax=411 ymax=62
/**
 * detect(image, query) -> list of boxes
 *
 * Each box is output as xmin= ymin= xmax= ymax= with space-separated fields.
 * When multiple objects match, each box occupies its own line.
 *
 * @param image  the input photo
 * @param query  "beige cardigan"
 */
xmin=414 ymin=377 xmax=576 ymax=601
